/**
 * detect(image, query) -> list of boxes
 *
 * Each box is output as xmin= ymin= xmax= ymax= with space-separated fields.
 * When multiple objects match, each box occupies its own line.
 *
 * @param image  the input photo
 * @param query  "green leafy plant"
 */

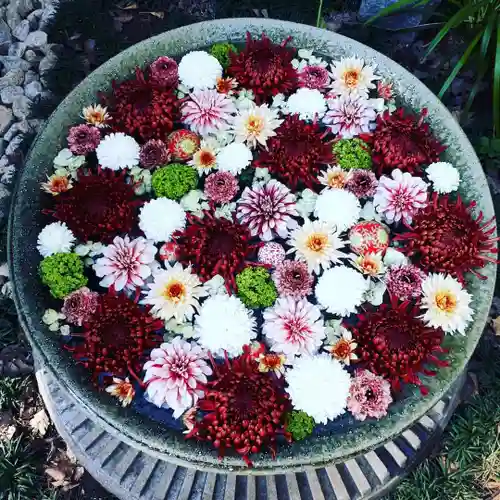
xmin=39 ymin=252 xmax=87 ymax=299
xmin=286 ymin=410 xmax=315 ymax=441
xmin=0 ymin=377 xmax=31 ymax=411
xmin=368 ymin=0 xmax=500 ymax=135
xmin=235 ymin=266 xmax=277 ymax=309
xmin=210 ymin=42 xmax=238 ymax=68
xmin=333 ymin=138 xmax=373 ymax=170
xmin=476 ymin=136 xmax=500 ymax=169
xmin=151 ymin=164 xmax=198 ymax=200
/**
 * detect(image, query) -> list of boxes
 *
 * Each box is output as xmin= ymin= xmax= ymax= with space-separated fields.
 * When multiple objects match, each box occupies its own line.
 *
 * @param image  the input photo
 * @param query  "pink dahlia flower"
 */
xmin=323 ymin=95 xmax=377 ymax=138
xmin=204 ymin=171 xmax=238 ymax=204
xmin=347 ymin=369 xmax=392 ymax=421
xmin=67 ymin=124 xmax=101 ymax=155
xmin=263 ymin=297 xmax=326 ymax=358
xmin=149 ymin=56 xmax=178 ymax=88
xmin=273 ymin=260 xmax=313 ymax=299
xmin=385 ymin=263 xmax=426 ymax=301
xmin=94 ymin=235 xmax=157 ymax=291
xmin=62 ymin=286 xmax=99 ymax=326
xmin=143 ymin=337 xmax=212 ymax=418
xmin=181 ymin=89 xmax=236 ymax=136
xmin=373 ymin=168 xmax=428 ymax=224
xmin=377 ymin=81 xmax=393 ymax=101
xmin=298 ymin=65 xmax=330 ymax=90
xmin=345 ymin=169 xmax=378 ymax=199
xmin=236 ymin=179 xmax=299 ymax=241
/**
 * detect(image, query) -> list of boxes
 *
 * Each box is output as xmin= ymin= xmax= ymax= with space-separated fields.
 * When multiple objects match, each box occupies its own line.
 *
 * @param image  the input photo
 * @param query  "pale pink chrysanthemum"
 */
xmin=373 ymin=168 xmax=428 ymax=224
xmin=204 ymin=171 xmax=238 ymax=203
xmin=62 ymin=286 xmax=99 ymax=326
xmin=181 ymin=89 xmax=236 ymax=136
xmin=323 ymin=95 xmax=377 ymax=138
xmin=263 ymin=297 xmax=326 ymax=358
xmin=298 ymin=65 xmax=330 ymax=90
xmin=385 ymin=264 xmax=426 ymax=301
xmin=345 ymin=169 xmax=378 ymax=198
xmin=143 ymin=337 xmax=213 ymax=418
xmin=236 ymin=179 xmax=299 ymax=241
xmin=347 ymin=369 xmax=392 ymax=421
xmin=94 ymin=235 xmax=157 ymax=291
xmin=273 ymin=260 xmax=313 ymax=299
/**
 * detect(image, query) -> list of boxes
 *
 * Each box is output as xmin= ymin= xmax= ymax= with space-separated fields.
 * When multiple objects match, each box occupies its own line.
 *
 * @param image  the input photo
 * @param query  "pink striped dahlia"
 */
xmin=94 ymin=235 xmax=157 ymax=291
xmin=181 ymin=89 xmax=236 ymax=136
xmin=236 ymin=180 xmax=299 ymax=241
xmin=143 ymin=337 xmax=212 ymax=418
xmin=298 ymin=65 xmax=330 ymax=90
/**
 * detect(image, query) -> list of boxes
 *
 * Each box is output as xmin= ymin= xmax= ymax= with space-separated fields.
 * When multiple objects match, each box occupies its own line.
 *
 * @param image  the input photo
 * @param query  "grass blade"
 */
xmin=315 ymin=0 xmax=324 ymax=28
xmin=365 ymin=0 xmax=429 ymax=25
xmin=438 ymin=30 xmax=482 ymax=98
xmin=494 ymin=19 xmax=500 ymax=136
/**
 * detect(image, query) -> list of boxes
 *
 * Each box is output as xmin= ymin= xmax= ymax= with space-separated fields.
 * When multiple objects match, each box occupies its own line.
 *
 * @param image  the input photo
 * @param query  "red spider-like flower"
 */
xmin=172 ymin=209 xmax=260 ymax=292
xmin=185 ymin=349 xmax=291 ymax=467
xmin=254 ymin=115 xmax=333 ymax=190
xmin=351 ymin=296 xmax=448 ymax=395
xmin=67 ymin=292 xmax=162 ymax=386
xmin=227 ymin=32 xmax=298 ymax=104
xmin=47 ymin=169 xmax=141 ymax=243
xmin=395 ymin=192 xmax=499 ymax=283
xmin=365 ymin=108 xmax=446 ymax=177
xmin=105 ymin=67 xmax=181 ymax=142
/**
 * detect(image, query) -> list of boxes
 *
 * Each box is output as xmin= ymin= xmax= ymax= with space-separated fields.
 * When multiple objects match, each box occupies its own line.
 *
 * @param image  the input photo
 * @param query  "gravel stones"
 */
xmin=0 ymin=68 xmax=24 ymax=88
xmin=1 ymin=85 xmax=23 ymax=104
xmin=8 ymin=41 xmax=26 ymax=57
xmin=12 ymin=94 xmax=31 ymax=118
xmin=24 ymin=79 xmax=41 ymax=99
xmin=0 ymin=19 xmax=11 ymax=54
xmin=0 ymin=104 xmax=13 ymax=134
xmin=24 ymin=29 xmax=46 ymax=48
xmin=12 ymin=19 xmax=29 ymax=41
xmin=38 ymin=52 xmax=55 ymax=73
xmin=0 ymin=55 xmax=31 ymax=71
xmin=23 ymin=68 xmax=37 ymax=84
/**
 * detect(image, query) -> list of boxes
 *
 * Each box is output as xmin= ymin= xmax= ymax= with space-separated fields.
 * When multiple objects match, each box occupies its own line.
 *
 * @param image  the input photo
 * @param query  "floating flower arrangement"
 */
xmin=37 ymin=33 xmax=498 ymax=467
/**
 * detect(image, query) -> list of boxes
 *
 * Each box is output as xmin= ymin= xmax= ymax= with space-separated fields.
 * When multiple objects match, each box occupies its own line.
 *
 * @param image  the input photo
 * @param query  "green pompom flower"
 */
xmin=286 ymin=410 xmax=315 ymax=441
xmin=210 ymin=42 xmax=237 ymax=69
xmin=235 ymin=266 xmax=277 ymax=309
xmin=151 ymin=164 xmax=198 ymax=200
xmin=39 ymin=252 xmax=87 ymax=299
xmin=333 ymin=138 xmax=372 ymax=170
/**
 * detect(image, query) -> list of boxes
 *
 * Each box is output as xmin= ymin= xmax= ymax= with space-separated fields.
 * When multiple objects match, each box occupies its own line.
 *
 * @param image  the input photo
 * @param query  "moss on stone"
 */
xmin=235 ymin=266 xmax=277 ymax=309
xmin=333 ymin=138 xmax=372 ymax=170
xmin=39 ymin=252 xmax=87 ymax=299
xmin=151 ymin=163 xmax=198 ymax=200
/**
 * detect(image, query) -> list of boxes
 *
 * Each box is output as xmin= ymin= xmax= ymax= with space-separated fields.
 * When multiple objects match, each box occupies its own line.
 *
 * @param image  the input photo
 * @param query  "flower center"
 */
xmin=52 ymin=177 xmax=69 ymax=192
xmin=306 ymin=233 xmax=328 ymax=252
xmin=89 ymin=111 xmax=104 ymax=123
xmin=365 ymin=388 xmax=375 ymax=400
xmin=199 ymin=150 xmax=215 ymax=167
xmin=332 ymin=339 xmax=352 ymax=359
xmin=164 ymin=281 xmax=186 ymax=303
xmin=435 ymin=291 xmax=457 ymax=313
xmin=344 ymin=69 xmax=360 ymax=88
xmin=261 ymin=354 xmax=282 ymax=369
xmin=359 ymin=258 xmax=380 ymax=275
xmin=246 ymin=115 xmax=265 ymax=136
xmin=180 ymin=138 xmax=197 ymax=155
xmin=328 ymin=172 xmax=345 ymax=188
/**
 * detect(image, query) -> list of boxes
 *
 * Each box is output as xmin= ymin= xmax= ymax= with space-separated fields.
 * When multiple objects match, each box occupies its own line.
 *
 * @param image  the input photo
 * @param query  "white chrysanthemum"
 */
xmin=95 ymin=132 xmax=140 ymax=170
xmin=142 ymin=263 xmax=206 ymax=323
xmin=285 ymin=88 xmax=327 ymax=120
xmin=426 ymin=162 xmax=460 ymax=194
xmin=287 ymin=219 xmax=347 ymax=274
xmin=420 ymin=273 xmax=473 ymax=335
xmin=232 ymin=103 xmax=283 ymax=149
xmin=285 ymin=354 xmax=351 ymax=424
xmin=37 ymin=222 xmax=75 ymax=257
xmin=139 ymin=198 xmax=186 ymax=243
xmin=216 ymin=142 xmax=252 ymax=175
xmin=329 ymin=57 xmax=379 ymax=97
xmin=263 ymin=297 xmax=326 ymax=358
xmin=178 ymin=51 xmax=222 ymax=90
xmin=315 ymin=266 xmax=369 ymax=315
xmin=194 ymin=294 xmax=256 ymax=357
xmin=314 ymin=188 xmax=361 ymax=232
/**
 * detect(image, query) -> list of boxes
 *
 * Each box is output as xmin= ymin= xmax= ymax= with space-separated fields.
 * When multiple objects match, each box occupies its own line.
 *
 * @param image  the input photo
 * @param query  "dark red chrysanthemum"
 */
xmin=365 ymin=108 xmax=446 ymax=177
xmin=105 ymin=67 xmax=181 ymax=142
xmin=254 ymin=115 xmax=333 ymax=190
xmin=227 ymin=32 xmax=298 ymax=104
xmin=351 ymin=297 xmax=448 ymax=394
xmin=395 ymin=192 xmax=499 ymax=283
xmin=47 ymin=169 xmax=141 ymax=243
xmin=67 ymin=292 xmax=162 ymax=386
xmin=185 ymin=349 xmax=291 ymax=467
xmin=172 ymin=209 xmax=260 ymax=292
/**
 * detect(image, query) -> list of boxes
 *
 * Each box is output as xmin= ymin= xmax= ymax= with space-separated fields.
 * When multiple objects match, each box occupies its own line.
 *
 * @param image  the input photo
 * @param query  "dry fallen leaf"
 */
xmin=45 ymin=467 xmax=66 ymax=483
xmin=0 ymin=411 xmax=16 ymax=441
xmin=491 ymin=316 xmax=500 ymax=335
xmin=29 ymin=409 xmax=50 ymax=437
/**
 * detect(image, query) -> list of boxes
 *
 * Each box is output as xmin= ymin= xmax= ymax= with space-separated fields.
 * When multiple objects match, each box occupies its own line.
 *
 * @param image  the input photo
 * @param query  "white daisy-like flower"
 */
xmin=139 ymin=198 xmax=186 ymax=243
xmin=314 ymin=188 xmax=361 ymax=233
xmin=285 ymin=354 xmax=351 ymax=424
xmin=188 ymin=140 xmax=218 ymax=174
xmin=315 ymin=266 xmax=369 ymax=315
xmin=285 ymin=88 xmax=327 ymax=120
xmin=426 ymin=162 xmax=460 ymax=194
xmin=287 ymin=219 xmax=347 ymax=274
xmin=216 ymin=142 xmax=252 ymax=175
xmin=318 ymin=165 xmax=349 ymax=190
xmin=232 ymin=103 xmax=283 ymax=149
xmin=95 ymin=132 xmax=140 ymax=170
xmin=37 ymin=222 xmax=76 ymax=257
xmin=324 ymin=327 xmax=358 ymax=365
xmin=194 ymin=294 xmax=256 ymax=357
xmin=420 ymin=273 xmax=473 ymax=335
xmin=329 ymin=57 xmax=379 ymax=97
xmin=178 ymin=51 xmax=222 ymax=90
xmin=142 ymin=262 xmax=207 ymax=323
xmin=263 ymin=297 xmax=326 ymax=358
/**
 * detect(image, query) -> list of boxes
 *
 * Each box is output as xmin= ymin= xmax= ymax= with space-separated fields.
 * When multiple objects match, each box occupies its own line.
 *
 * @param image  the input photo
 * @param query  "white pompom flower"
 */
xmin=315 ymin=266 xmax=369 ymax=315
xmin=37 ymin=222 xmax=76 ymax=257
xmin=426 ymin=162 xmax=460 ymax=194
xmin=286 ymin=354 xmax=351 ymax=424
xmin=194 ymin=294 xmax=256 ymax=357
xmin=178 ymin=51 xmax=223 ymax=90
xmin=216 ymin=142 xmax=253 ymax=175
xmin=285 ymin=88 xmax=327 ymax=120
xmin=314 ymin=188 xmax=361 ymax=233
xmin=139 ymin=198 xmax=186 ymax=243
xmin=95 ymin=132 xmax=140 ymax=170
